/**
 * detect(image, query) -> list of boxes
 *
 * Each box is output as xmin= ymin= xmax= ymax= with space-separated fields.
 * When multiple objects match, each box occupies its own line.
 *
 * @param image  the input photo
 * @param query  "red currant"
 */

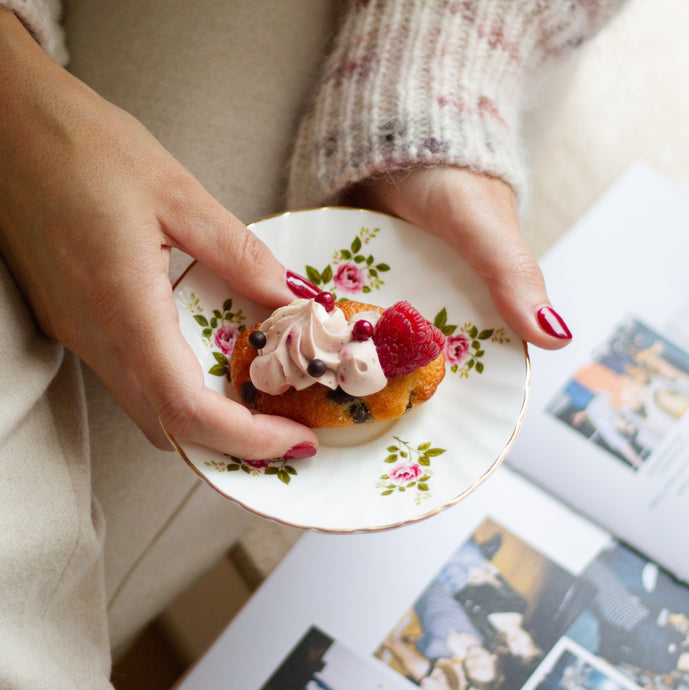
xmin=352 ymin=319 xmax=373 ymax=341
xmin=314 ymin=291 xmax=335 ymax=312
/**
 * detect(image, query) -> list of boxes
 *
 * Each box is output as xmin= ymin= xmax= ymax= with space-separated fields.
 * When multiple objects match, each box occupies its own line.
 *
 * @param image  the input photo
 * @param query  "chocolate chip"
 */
xmin=241 ymin=381 xmax=258 ymax=404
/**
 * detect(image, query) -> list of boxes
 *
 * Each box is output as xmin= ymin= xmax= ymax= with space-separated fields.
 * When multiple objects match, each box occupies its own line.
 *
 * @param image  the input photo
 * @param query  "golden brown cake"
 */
xmin=229 ymin=296 xmax=446 ymax=428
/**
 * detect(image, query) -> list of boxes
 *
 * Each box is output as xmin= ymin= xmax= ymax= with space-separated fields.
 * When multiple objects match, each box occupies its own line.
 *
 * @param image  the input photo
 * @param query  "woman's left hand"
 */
xmin=349 ymin=166 xmax=572 ymax=349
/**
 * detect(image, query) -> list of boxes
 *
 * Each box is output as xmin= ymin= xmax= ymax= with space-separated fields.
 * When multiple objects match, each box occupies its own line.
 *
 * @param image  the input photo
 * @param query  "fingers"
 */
xmin=143 ymin=179 xmax=321 ymax=456
xmin=159 ymin=176 xmax=295 ymax=309
xmin=354 ymin=168 xmax=572 ymax=350
xmin=109 ymin=272 xmax=318 ymax=459
xmin=160 ymin=388 xmax=319 ymax=462
xmin=87 ymin=344 xmax=173 ymax=450
xmin=94 ymin=173 xmax=316 ymax=457
xmin=438 ymin=179 xmax=572 ymax=350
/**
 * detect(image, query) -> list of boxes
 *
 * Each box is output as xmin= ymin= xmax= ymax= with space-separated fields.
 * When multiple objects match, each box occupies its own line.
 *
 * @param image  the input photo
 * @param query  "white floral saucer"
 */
xmin=170 ymin=208 xmax=529 ymax=532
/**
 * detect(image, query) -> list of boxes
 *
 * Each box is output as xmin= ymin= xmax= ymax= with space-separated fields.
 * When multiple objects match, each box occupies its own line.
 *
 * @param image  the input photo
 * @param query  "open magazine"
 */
xmin=177 ymin=165 xmax=689 ymax=690
xmin=507 ymin=163 xmax=689 ymax=581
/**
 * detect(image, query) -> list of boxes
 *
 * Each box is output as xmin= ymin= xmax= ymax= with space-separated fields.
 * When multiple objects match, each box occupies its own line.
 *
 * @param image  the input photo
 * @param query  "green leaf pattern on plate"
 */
xmin=205 ymin=456 xmax=298 ymax=485
xmin=182 ymin=290 xmax=247 ymax=380
xmin=203 ymin=435 xmax=447 ymax=500
xmin=189 ymin=225 xmax=510 ymax=497
xmin=376 ymin=437 xmax=446 ymax=505
xmin=304 ymin=226 xmax=390 ymax=301
xmin=434 ymin=308 xmax=510 ymax=378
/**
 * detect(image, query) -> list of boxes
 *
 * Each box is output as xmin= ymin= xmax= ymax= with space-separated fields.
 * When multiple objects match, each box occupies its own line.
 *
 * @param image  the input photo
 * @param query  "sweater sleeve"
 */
xmin=287 ymin=0 xmax=627 ymax=210
xmin=0 ymin=0 xmax=67 ymax=64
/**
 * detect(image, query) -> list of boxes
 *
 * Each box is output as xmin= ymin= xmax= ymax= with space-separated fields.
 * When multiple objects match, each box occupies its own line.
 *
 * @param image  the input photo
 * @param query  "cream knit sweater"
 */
xmin=4 ymin=0 xmax=626 ymax=208
xmin=1 ymin=0 xmax=66 ymax=63
xmin=287 ymin=0 xmax=626 ymax=208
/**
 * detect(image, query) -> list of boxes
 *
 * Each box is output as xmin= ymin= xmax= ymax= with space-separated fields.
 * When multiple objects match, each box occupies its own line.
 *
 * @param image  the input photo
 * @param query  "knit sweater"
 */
xmin=287 ymin=0 xmax=627 ymax=209
xmin=4 ymin=0 xmax=626 ymax=208
xmin=1 ymin=0 xmax=66 ymax=64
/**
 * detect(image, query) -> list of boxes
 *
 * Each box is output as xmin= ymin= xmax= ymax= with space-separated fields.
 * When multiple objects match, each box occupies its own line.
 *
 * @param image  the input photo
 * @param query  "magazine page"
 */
xmin=259 ymin=625 xmax=413 ymax=689
xmin=373 ymin=521 xmax=689 ymax=690
xmin=179 ymin=462 xmax=689 ymax=690
xmin=177 ymin=465 xmax=613 ymax=689
xmin=507 ymin=164 xmax=689 ymax=582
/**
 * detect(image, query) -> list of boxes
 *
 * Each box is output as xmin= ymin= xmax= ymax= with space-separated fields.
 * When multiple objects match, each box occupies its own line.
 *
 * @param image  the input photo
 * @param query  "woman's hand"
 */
xmin=349 ymin=167 xmax=572 ymax=349
xmin=0 ymin=10 xmax=318 ymax=459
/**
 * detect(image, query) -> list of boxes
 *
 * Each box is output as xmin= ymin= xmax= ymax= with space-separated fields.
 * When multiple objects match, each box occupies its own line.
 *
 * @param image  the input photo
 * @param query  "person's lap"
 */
xmin=0 ymin=256 xmax=113 ymax=688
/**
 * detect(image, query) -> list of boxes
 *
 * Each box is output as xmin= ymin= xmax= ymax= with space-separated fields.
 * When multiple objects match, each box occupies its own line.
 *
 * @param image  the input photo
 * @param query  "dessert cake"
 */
xmin=230 ymin=292 xmax=446 ymax=428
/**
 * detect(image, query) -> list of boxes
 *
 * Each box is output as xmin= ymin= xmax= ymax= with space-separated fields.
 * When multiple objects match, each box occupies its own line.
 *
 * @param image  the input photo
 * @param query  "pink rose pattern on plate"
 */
xmin=203 ymin=436 xmax=446 ymax=500
xmin=376 ymin=437 xmax=446 ymax=505
xmin=304 ymin=226 xmax=390 ymax=300
xmin=333 ymin=262 xmax=366 ymax=294
xmin=187 ymin=225 xmax=510 ymax=495
xmin=213 ymin=324 xmax=241 ymax=355
xmin=183 ymin=294 xmax=247 ymax=380
xmin=433 ymin=308 xmax=510 ymax=377
xmin=205 ymin=456 xmax=298 ymax=485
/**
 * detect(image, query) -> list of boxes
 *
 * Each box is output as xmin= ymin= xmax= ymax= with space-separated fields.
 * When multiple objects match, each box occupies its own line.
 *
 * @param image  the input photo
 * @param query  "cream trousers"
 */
xmin=0 ymin=2 xmax=340 ymax=687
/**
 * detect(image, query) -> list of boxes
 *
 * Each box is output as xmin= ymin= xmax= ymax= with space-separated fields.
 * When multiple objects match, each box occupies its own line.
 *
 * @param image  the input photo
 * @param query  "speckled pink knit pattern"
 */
xmin=0 ymin=0 xmax=66 ymax=63
xmin=287 ymin=0 xmax=627 ymax=210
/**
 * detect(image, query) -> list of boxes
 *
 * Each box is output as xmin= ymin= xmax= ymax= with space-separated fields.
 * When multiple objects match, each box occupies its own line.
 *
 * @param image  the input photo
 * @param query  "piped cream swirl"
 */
xmin=249 ymin=299 xmax=387 ymax=397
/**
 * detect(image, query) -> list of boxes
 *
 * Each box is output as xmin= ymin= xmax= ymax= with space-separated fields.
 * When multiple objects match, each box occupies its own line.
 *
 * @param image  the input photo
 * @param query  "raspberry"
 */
xmin=372 ymin=301 xmax=446 ymax=378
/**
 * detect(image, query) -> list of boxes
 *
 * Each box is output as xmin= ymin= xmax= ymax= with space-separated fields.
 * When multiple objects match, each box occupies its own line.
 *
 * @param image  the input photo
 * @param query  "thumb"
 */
xmin=353 ymin=168 xmax=572 ymax=350
xmin=446 ymin=179 xmax=572 ymax=350
xmin=469 ymin=227 xmax=573 ymax=350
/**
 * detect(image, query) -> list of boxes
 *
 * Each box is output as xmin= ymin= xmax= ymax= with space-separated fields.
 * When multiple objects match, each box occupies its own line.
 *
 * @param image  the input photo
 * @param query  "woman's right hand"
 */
xmin=0 ymin=9 xmax=319 ymax=460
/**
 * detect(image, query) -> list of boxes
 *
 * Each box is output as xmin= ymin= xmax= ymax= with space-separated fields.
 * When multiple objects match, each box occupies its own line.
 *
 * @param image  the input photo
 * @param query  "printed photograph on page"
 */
xmin=546 ymin=318 xmax=689 ymax=472
xmin=374 ymin=518 xmax=689 ymax=690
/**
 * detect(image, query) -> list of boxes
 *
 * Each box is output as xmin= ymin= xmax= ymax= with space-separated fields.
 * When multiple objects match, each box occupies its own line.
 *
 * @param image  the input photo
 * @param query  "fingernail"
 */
xmin=283 ymin=442 xmax=318 ymax=460
xmin=286 ymin=270 xmax=320 ymax=299
xmin=537 ymin=306 xmax=572 ymax=340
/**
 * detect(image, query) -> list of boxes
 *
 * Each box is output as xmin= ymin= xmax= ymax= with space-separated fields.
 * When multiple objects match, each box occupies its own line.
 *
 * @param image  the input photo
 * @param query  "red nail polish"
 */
xmin=283 ymin=442 xmax=317 ymax=460
xmin=286 ymin=270 xmax=320 ymax=299
xmin=537 ymin=306 xmax=572 ymax=340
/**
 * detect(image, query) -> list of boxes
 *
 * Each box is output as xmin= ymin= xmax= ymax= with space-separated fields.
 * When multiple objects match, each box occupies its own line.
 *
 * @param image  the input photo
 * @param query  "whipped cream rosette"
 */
xmin=249 ymin=298 xmax=387 ymax=397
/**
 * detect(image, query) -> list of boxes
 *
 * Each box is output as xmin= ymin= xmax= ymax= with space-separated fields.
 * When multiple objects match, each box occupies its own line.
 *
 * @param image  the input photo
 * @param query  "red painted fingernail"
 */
xmin=537 ymin=306 xmax=572 ymax=340
xmin=283 ymin=442 xmax=317 ymax=460
xmin=286 ymin=270 xmax=320 ymax=299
